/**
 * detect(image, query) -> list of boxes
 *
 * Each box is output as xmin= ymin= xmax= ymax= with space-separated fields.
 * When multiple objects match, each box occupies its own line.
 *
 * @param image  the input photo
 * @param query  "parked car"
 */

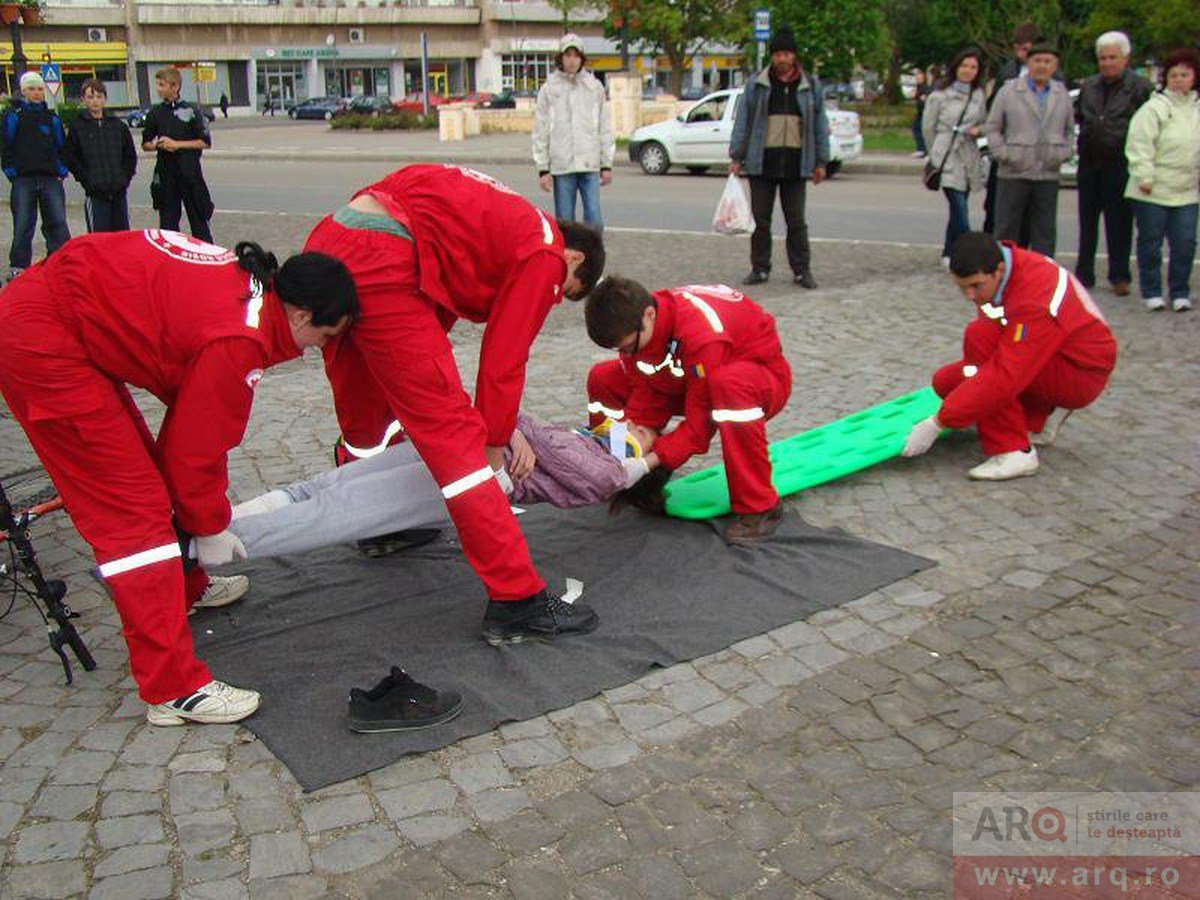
xmin=125 ymin=105 xmax=216 ymax=128
xmin=290 ymin=97 xmax=342 ymax=120
xmin=333 ymin=95 xmax=394 ymax=118
xmin=482 ymin=90 xmax=517 ymax=109
xmin=628 ymin=88 xmax=863 ymax=177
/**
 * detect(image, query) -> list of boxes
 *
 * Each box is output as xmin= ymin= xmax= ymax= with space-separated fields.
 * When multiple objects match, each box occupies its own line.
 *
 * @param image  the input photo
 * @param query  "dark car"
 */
xmin=125 ymin=105 xmax=216 ymax=128
xmin=482 ymin=90 xmax=516 ymax=109
xmin=333 ymin=95 xmax=393 ymax=118
xmin=289 ymin=97 xmax=341 ymax=120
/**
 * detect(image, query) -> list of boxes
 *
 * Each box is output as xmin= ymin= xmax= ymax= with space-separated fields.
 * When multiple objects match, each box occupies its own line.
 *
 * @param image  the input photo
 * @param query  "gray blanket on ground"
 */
xmin=192 ymin=505 xmax=933 ymax=791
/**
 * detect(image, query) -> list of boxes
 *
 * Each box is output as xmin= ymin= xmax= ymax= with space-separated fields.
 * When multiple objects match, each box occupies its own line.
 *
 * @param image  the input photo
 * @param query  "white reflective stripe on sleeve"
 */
xmin=712 ymin=407 xmax=765 ymax=423
xmin=1048 ymin=266 xmax=1069 ymax=318
xmin=587 ymin=401 xmax=624 ymax=419
xmin=98 ymin=542 xmax=182 ymax=578
xmin=680 ymin=290 xmax=725 ymax=333
xmin=963 ymin=365 xmax=979 ymax=377
xmin=245 ymin=276 xmax=264 ymax=329
xmin=340 ymin=420 xmax=403 ymax=459
xmin=537 ymin=209 xmax=554 ymax=245
xmin=441 ymin=466 xmax=495 ymax=500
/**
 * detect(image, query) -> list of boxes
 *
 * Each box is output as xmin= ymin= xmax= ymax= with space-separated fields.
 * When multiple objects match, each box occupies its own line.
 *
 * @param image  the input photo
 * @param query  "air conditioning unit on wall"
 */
xmin=348 ymin=28 xmax=365 ymax=45
xmin=87 ymin=27 xmax=108 ymax=43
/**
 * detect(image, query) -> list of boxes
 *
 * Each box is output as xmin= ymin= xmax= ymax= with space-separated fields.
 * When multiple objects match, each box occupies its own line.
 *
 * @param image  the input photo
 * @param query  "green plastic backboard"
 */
xmin=663 ymin=386 xmax=943 ymax=520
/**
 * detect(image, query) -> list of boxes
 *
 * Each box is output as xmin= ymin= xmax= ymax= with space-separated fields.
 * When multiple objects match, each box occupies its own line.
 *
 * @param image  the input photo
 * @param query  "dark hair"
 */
xmin=557 ymin=219 xmax=606 ymax=297
xmin=80 ymin=78 xmax=106 ymax=98
xmin=1012 ymin=22 xmax=1039 ymax=45
xmin=1159 ymin=48 xmax=1199 ymax=90
xmin=941 ymin=48 xmax=985 ymax=90
xmin=949 ymin=232 xmax=1004 ymax=277
xmin=608 ymin=464 xmax=672 ymax=516
xmin=554 ymin=49 xmax=588 ymax=70
xmin=235 ymin=242 xmax=359 ymax=327
xmin=584 ymin=275 xmax=655 ymax=348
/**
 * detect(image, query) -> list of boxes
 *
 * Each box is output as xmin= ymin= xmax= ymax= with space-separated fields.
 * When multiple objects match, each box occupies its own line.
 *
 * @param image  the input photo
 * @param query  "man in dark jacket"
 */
xmin=64 ymin=79 xmax=137 ymax=232
xmin=1 ymin=72 xmax=71 ymax=280
xmin=983 ymin=22 xmax=1041 ymax=235
xmin=729 ymin=27 xmax=829 ymax=290
xmin=142 ymin=67 xmax=214 ymax=242
xmin=1073 ymin=31 xmax=1152 ymax=294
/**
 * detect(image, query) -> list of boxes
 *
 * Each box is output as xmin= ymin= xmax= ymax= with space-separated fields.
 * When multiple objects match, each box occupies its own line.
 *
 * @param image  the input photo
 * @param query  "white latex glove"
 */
xmin=191 ymin=530 xmax=248 ymax=567
xmin=230 ymin=489 xmax=291 ymax=521
xmin=902 ymin=416 xmax=942 ymax=458
xmin=622 ymin=456 xmax=650 ymax=488
xmin=494 ymin=467 xmax=514 ymax=496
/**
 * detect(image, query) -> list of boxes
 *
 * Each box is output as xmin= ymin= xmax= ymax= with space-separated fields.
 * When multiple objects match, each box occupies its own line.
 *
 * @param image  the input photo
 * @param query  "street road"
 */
xmin=103 ymin=157 xmax=1087 ymax=257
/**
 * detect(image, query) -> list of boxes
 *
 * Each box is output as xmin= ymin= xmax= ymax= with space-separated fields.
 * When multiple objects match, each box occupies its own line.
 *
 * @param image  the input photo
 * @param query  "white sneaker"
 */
xmin=231 ymin=489 xmax=291 ymax=521
xmin=1031 ymin=409 xmax=1073 ymax=447
xmin=1144 ymin=296 xmax=1166 ymax=311
xmin=968 ymin=448 xmax=1039 ymax=481
xmin=1172 ymin=297 xmax=1192 ymax=312
xmin=147 ymin=680 xmax=261 ymax=726
xmin=189 ymin=574 xmax=249 ymax=615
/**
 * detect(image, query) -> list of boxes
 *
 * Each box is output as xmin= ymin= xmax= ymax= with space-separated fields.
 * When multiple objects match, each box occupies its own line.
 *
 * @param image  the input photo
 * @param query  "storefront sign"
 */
xmin=276 ymin=48 xmax=340 ymax=60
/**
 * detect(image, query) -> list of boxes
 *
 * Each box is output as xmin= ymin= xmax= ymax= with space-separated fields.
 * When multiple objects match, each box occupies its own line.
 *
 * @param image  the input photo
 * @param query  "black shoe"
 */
xmin=356 ymin=528 xmax=442 ymax=559
xmin=348 ymin=667 xmax=463 ymax=733
xmin=481 ymin=589 xmax=599 ymax=646
xmin=1075 ymin=271 xmax=1095 ymax=289
xmin=742 ymin=269 xmax=769 ymax=285
xmin=794 ymin=271 xmax=818 ymax=289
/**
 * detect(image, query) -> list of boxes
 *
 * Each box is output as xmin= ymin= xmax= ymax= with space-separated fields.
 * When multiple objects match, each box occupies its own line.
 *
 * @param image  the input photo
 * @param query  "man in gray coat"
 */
xmin=730 ymin=27 xmax=830 ymax=289
xmin=985 ymin=43 xmax=1075 ymax=255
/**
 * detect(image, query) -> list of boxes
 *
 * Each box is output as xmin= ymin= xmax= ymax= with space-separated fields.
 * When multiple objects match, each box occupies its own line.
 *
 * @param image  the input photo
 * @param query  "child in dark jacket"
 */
xmin=63 ymin=78 xmax=137 ymax=232
xmin=1 ymin=72 xmax=71 ymax=280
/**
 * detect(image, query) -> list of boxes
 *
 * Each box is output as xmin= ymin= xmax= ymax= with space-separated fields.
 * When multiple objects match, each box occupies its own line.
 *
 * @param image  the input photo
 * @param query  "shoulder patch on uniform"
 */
xmin=245 ymin=368 xmax=263 ymax=389
xmin=144 ymin=230 xmax=235 ymax=265
xmin=1012 ymin=323 xmax=1027 ymax=342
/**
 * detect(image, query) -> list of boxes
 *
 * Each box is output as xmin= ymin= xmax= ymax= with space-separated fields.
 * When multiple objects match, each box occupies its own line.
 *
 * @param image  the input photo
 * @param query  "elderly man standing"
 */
xmin=1074 ymin=31 xmax=1153 ymax=295
xmin=985 ymin=42 xmax=1074 ymax=256
xmin=730 ymin=27 xmax=829 ymax=290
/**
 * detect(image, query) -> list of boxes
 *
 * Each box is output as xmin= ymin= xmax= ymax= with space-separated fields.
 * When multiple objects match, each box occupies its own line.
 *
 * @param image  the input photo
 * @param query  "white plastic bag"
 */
xmin=712 ymin=174 xmax=753 ymax=235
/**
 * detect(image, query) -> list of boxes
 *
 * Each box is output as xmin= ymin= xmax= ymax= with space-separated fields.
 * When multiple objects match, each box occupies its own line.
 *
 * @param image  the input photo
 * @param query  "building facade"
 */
xmin=4 ymin=0 xmax=743 ymax=111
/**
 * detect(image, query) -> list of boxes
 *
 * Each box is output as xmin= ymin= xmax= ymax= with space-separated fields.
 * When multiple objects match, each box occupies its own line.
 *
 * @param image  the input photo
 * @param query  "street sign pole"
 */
xmin=753 ymin=9 xmax=771 ymax=72
xmin=420 ymin=31 xmax=430 ymax=116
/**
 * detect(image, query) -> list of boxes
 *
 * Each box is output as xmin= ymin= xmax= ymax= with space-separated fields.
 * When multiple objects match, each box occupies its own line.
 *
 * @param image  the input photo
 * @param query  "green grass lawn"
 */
xmin=863 ymin=127 xmax=920 ymax=153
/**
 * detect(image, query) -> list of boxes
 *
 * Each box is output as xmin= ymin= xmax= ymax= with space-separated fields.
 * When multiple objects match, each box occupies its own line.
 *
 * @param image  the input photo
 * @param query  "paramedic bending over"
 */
xmin=0 ymin=231 xmax=358 ymax=726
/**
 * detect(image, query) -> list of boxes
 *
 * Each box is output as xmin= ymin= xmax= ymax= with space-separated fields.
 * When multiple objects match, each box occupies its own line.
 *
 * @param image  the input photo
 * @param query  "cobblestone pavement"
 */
xmin=0 ymin=208 xmax=1197 ymax=899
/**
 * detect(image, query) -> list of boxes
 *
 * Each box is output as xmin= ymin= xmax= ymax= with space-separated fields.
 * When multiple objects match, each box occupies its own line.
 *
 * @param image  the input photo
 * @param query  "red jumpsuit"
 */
xmin=588 ymin=285 xmax=792 ymax=514
xmin=933 ymin=243 xmax=1118 ymax=455
xmin=304 ymin=165 xmax=568 ymax=601
xmin=0 ymin=231 xmax=302 ymax=703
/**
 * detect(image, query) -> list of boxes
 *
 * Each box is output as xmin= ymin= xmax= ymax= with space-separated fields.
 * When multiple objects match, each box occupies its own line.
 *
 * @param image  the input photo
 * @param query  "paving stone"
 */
xmin=483 ymin=810 xmax=564 ymax=855
xmin=311 ymin=823 xmax=400 ymax=874
xmin=756 ymin=654 xmax=814 ymax=687
xmin=49 ymin=749 xmax=117 ymax=785
xmin=181 ymin=848 xmax=244 ymax=884
xmin=497 ymin=736 xmax=568 ymax=768
xmin=467 ymin=787 xmax=532 ymax=823
xmin=538 ymin=789 xmax=613 ymax=829
xmin=366 ymin=756 xmax=441 ymax=790
xmin=558 ymin=821 xmax=632 ymax=874
xmin=93 ymin=843 xmax=171 ymax=879
xmin=876 ymin=849 xmax=944 ymax=890
xmin=503 ymin=859 xmax=574 ymax=900
xmin=448 ymin=752 xmax=515 ymax=794
xmin=100 ymin=790 xmax=161 ymax=818
xmin=14 ymin=821 xmax=90 ymax=863
xmin=433 ymin=832 xmax=506 ymax=881
xmin=246 ymin=874 xmax=328 ymax=900
xmin=95 ymin=812 xmax=165 ymax=849
xmin=573 ymin=741 xmax=641 ymax=771
xmin=29 ymin=784 xmax=98 ymax=820
xmin=855 ymin=737 xmax=924 ymax=770
xmin=728 ymin=801 xmax=792 ymax=850
xmin=175 ymin=808 xmax=237 ymax=855
xmin=393 ymin=813 xmax=470 ymax=846
xmin=248 ymin=831 xmax=311 ymax=880
xmin=88 ymin=866 xmax=175 ymax=899
xmin=300 ymin=792 xmax=374 ymax=833
xmin=4 ymin=860 xmax=87 ymax=899
xmin=622 ymin=854 xmax=694 ymax=900
xmin=659 ymin=677 xmax=726 ymax=713
xmin=773 ymin=839 xmax=839 ymax=882
xmin=180 ymin=879 xmax=249 ymax=900
xmin=829 ymin=708 xmax=893 ymax=741
xmin=377 ymin=778 xmax=457 ymax=822
xmin=235 ymin=797 xmax=296 ymax=835
xmin=120 ymin=726 xmax=186 ymax=765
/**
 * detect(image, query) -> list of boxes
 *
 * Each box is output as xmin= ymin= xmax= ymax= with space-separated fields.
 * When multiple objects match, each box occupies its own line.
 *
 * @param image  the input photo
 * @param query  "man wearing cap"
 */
xmin=1 ymin=72 xmax=71 ymax=282
xmin=730 ymin=27 xmax=829 ymax=290
xmin=985 ymin=42 xmax=1074 ymax=256
xmin=533 ymin=33 xmax=614 ymax=232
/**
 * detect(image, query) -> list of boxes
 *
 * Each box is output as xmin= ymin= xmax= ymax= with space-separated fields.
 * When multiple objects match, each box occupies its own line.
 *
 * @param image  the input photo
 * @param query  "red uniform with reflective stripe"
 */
xmin=933 ymin=243 xmax=1117 ymax=454
xmin=589 ymin=285 xmax=791 ymax=514
xmin=305 ymin=165 xmax=568 ymax=600
xmin=0 ymin=230 xmax=301 ymax=702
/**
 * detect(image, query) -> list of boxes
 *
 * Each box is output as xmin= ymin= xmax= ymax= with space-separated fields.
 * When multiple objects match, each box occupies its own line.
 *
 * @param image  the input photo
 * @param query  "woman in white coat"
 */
xmin=923 ymin=48 xmax=988 ymax=267
xmin=532 ymin=33 xmax=615 ymax=232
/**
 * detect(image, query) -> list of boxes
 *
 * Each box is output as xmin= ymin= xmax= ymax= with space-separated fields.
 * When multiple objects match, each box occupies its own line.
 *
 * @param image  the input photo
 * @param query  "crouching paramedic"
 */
xmin=303 ymin=164 xmax=606 ymax=645
xmin=902 ymin=231 xmax=1117 ymax=479
xmin=585 ymin=278 xmax=792 ymax=543
xmin=0 ymin=231 xmax=357 ymax=724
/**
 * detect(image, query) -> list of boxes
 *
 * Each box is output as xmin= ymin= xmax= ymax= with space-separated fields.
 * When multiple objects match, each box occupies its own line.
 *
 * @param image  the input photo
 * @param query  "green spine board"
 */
xmin=663 ymin=386 xmax=943 ymax=520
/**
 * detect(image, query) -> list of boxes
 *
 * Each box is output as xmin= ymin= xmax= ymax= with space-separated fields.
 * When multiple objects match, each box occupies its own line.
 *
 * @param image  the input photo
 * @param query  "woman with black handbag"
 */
xmin=923 ymin=48 xmax=988 ymax=267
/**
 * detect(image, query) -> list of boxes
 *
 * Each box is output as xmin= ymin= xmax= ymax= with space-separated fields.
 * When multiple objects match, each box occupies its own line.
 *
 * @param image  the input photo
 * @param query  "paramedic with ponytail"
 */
xmin=0 ymin=231 xmax=357 ymax=725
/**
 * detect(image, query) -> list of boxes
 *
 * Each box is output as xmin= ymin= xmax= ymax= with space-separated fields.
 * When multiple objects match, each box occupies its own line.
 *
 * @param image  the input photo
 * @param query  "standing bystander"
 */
xmin=142 ymin=67 xmax=214 ymax=243
xmin=63 ymin=79 xmax=138 ymax=233
xmin=911 ymin=70 xmax=931 ymax=158
xmin=1074 ymin=32 xmax=1153 ymax=295
xmin=983 ymin=22 xmax=1041 ymax=235
xmin=1 ymin=72 xmax=70 ymax=282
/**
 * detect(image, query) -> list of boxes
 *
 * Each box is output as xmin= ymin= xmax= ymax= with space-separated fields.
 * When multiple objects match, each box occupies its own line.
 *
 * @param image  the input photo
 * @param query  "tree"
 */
xmin=607 ymin=0 xmax=752 ymax=98
xmin=1083 ymin=0 xmax=1199 ymax=62
xmin=545 ymin=0 xmax=603 ymax=30
xmin=767 ymin=0 xmax=890 ymax=81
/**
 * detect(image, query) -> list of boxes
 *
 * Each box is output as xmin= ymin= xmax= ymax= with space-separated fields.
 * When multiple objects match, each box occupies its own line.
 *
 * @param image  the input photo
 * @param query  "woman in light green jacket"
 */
xmin=1124 ymin=49 xmax=1200 ymax=311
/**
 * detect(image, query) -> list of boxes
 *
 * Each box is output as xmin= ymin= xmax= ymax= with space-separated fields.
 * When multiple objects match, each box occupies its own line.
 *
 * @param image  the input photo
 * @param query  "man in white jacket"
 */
xmin=533 ymin=33 xmax=614 ymax=232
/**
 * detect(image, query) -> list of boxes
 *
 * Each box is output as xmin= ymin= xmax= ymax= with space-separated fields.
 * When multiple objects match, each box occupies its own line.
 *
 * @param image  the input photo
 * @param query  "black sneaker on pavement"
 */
xmin=347 ymin=667 xmax=463 ymax=733
xmin=742 ymin=269 xmax=769 ymax=285
xmin=481 ymin=589 xmax=599 ymax=646
xmin=356 ymin=528 xmax=442 ymax=558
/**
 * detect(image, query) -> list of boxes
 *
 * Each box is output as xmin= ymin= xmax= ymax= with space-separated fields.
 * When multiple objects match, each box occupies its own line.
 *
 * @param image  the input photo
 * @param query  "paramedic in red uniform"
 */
xmin=303 ymin=164 xmax=606 ymax=646
xmin=902 ymin=231 xmax=1118 ymax=479
xmin=585 ymin=277 xmax=792 ymax=543
xmin=0 ymin=231 xmax=358 ymax=725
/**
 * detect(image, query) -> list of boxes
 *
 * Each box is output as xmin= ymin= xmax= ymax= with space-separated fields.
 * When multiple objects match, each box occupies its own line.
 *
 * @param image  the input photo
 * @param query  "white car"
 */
xmin=628 ymin=88 xmax=863 ymax=177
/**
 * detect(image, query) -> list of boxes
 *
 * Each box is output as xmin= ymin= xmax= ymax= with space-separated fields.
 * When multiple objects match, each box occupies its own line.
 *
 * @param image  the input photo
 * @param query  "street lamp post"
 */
xmin=9 ymin=18 xmax=27 ymax=87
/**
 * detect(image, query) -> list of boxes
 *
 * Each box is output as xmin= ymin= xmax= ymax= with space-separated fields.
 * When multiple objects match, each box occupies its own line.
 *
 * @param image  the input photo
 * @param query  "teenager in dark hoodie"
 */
xmin=64 ymin=79 xmax=138 ymax=233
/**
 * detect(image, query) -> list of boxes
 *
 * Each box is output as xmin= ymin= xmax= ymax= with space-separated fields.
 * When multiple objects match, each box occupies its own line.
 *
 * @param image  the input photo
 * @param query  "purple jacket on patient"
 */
xmin=506 ymin=413 xmax=626 ymax=507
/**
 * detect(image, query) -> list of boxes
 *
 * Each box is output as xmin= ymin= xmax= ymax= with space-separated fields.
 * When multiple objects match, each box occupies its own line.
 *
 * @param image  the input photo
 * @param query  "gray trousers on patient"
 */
xmin=229 ymin=443 xmax=450 ymax=559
